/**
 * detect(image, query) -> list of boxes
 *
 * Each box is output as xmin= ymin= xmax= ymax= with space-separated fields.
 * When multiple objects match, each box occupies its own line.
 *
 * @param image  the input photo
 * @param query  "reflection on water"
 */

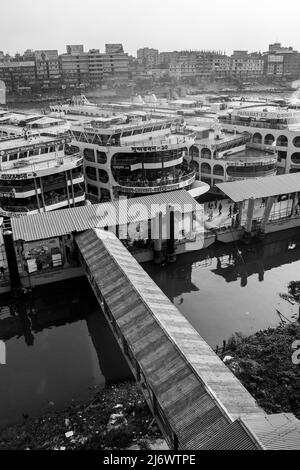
xmin=0 ymin=278 xmax=130 ymax=429
xmin=144 ymin=228 xmax=300 ymax=349
xmin=1 ymin=226 xmax=300 ymax=429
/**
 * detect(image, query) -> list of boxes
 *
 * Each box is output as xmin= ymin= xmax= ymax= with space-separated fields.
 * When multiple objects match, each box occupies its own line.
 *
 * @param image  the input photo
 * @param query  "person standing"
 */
xmin=218 ymin=202 xmax=222 ymax=216
xmin=0 ymin=266 xmax=4 ymax=280
xmin=228 ymin=205 xmax=232 ymax=218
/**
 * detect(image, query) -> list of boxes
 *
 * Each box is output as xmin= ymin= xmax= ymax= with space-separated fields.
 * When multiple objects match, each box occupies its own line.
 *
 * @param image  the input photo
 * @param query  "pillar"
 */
xmin=153 ymin=211 xmax=163 ymax=264
xmin=39 ymin=177 xmax=46 ymax=212
xmin=238 ymin=201 xmax=244 ymax=226
xmin=3 ymin=223 xmax=22 ymax=294
xmin=245 ymin=197 xmax=255 ymax=234
xmin=167 ymin=204 xmax=176 ymax=263
xmin=33 ymin=178 xmax=41 ymax=213
xmin=260 ymin=196 xmax=274 ymax=233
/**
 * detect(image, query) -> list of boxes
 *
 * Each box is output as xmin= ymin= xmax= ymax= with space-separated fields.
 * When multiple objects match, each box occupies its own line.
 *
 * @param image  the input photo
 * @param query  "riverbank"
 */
xmin=1 ymin=323 xmax=299 ymax=450
xmin=0 ymin=381 xmax=165 ymax=450
xmin=221 ymin=320 xmax=300 ymax=419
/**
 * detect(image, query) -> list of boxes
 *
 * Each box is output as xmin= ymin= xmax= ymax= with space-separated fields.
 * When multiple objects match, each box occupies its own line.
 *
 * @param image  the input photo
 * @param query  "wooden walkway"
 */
xmin=76 ymin=228 xmax=266 ymax=449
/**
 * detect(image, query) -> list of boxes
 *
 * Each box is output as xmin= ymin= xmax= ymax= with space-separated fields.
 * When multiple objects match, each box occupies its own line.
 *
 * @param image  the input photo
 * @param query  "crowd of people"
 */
xmin=206 ymin=199 xmax=241 ymax=228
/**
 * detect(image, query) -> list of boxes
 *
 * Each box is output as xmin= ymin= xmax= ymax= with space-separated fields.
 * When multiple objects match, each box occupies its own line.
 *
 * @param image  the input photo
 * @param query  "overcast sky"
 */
xmin=1 ymin=0 xmax=300 ymax=56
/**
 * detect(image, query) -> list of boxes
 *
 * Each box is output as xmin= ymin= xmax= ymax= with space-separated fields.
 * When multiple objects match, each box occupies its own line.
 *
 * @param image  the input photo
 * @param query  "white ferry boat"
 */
xmin=0 ymin=131 xmax=84 ymax=215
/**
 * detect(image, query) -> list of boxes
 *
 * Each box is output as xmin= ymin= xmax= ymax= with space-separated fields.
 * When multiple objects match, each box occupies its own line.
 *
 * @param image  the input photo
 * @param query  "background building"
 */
xmin=264 ymin=43 xmax=300 ymax=79
xmin=137 ymin=48 xmax=159 ymax=68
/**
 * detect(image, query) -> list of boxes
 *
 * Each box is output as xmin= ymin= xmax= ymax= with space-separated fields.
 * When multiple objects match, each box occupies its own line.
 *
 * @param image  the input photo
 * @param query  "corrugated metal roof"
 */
xmin=11 ymin=190 xmax=200 ymax=242
xmin=199 ymin=419 xmax=262 ymax=450
xmin=216 ymin=172 xmax=300 ymax=202
xmin=242 ymin=413 xmax=300 ymax=450
xmin=76 ymin=228 xmax=264 ymax=449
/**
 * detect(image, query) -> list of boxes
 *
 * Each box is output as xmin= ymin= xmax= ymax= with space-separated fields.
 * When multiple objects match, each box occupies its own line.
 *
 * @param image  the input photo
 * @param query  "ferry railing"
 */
xmin=219 ymin=118 xmax=287 ymax=130
xmin=0 ymin=153 xmax=83 ymax=174
xmin=116 ymin=170 xmax=195 ymax=188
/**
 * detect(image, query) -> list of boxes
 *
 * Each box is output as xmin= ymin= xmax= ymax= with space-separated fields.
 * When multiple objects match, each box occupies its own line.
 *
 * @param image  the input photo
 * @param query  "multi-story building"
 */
xmin=230 ymin=51 xmax=264 ymax=79
xmin=34 ymin=50 xmax=61 ymax=87
xmin=158 ymin=51 xmax=180 ymax=66
xmin=211 ymin=55 xmax=231 ymax=79
xmin=0 ymin=61 xmax=36 ymax=92
xmin=169 ymin=59 xmax=198 ymax=79
xmin=137 ymin=48 xmax=159 ymax=68
xmin=59 ymin=48 xmax=90 ymax=86
xmin=60 ymin=45 xmax=129 ymax=86
xmin=264 ymin=43 xmax=300 ymax=79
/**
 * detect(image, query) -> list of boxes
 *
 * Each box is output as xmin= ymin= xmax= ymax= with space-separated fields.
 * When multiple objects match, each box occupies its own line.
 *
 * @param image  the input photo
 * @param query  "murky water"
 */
xmin=0 ymin=278 xmax=130 ymax=429
xmin=1 ymin=229 xmax=300 ymax=428
xmin=144 ymin=228 xmax=300 ymax=348
xmin=1 ymin=96 xmax=299 ymax=429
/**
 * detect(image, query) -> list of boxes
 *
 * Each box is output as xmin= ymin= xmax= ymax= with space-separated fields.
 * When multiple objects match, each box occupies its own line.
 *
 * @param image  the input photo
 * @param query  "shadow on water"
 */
xmin=0 ymin=277 xmax=130 ymax=429
xmin=144 ymin=227 xmax=300 ymax=347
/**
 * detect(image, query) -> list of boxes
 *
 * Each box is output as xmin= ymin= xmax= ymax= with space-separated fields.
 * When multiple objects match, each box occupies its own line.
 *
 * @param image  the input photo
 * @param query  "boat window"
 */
xmin=121 ymin=131 xmax=132 ymax=137
xmin=133 ymin=128 xmax=142 ymax=135
xmin=84 ymin=148 xmax=95 ymax=162
xmin=9 ymin=153 xmax=18 ymax=161
xmin=96 ymin=150 xmax=107 ymax=164
xmin=87 ymin=184 xmax=98 ymax=196
xmin=18 ymin=152 xmax=25 ymax=159
xmin=98 ymin=169 xmax=109 ymax=183
xmin=85 ymin=166 xmax=97 ymax=180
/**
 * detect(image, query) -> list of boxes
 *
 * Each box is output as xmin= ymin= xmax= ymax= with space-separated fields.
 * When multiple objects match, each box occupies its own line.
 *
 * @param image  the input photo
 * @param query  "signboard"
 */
xmin=0 ymin=191 xmax=15 ymax=198
xmin=131 ymin=145 xmax=169 ymax=152
xmin=0 ymin=172 xmax=37 ymax=180
xmin=117 ymin=175 xmax=195 ymax=194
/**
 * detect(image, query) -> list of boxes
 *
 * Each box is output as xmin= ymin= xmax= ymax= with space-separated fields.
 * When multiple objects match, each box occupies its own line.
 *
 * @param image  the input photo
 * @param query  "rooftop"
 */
xmin=216 ymin=172 xmax=300 ymax=202
xmin=0 ymin=135 xmax=63 ymax=152
xmin=221 ymin=147 xmax=276 ymax=163
xmin=0 ymin=152 xmax=81 ymax=175
xmin=11 ymin=189 xmax=201 ymax=242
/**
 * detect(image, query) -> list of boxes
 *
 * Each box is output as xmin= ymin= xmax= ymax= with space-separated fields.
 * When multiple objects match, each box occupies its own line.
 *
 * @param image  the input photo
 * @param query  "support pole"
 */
xmin=167 ymin=204 xmax=176 ymax=263
xmin=3 ymin=223 xmax=22 ymax=295
xmin=238 ymin=201 xmax=244 ymax=227
xmin=153 ymin=211 xmax=162 ymax=264
xmin=259 ymin=196 xmax=274 ymax=236
xmin=243 ymin=197 xmax=255 ymax=243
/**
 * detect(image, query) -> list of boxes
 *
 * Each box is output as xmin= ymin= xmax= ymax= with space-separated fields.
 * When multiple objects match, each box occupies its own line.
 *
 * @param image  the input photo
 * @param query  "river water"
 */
xmin=1 ymin=229 xmax=299 ymax=429
xmin=1 ymin=96 xmax=300 ymax=429
xmin=0 ymin=278 xmax=130 ymax=429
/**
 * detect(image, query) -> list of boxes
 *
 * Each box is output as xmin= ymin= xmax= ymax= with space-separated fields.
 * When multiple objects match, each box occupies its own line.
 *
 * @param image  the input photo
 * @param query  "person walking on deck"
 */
xmin=218 ymin=202 xmax=222 ymax=216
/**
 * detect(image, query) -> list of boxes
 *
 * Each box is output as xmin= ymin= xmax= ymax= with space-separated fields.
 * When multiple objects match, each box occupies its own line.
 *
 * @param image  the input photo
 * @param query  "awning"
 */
xmin=216 ymin=173 xmax=300 ymax=202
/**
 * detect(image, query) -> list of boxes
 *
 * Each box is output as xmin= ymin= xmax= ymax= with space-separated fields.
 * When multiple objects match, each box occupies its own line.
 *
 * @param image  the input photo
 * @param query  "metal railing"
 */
xmin=117 ymin=170 xmax=195 ymax=188
xmin=0 ymin=152 xmax=83 ymax=174
xmin=219 ymin=118 xmax=287 ymax=130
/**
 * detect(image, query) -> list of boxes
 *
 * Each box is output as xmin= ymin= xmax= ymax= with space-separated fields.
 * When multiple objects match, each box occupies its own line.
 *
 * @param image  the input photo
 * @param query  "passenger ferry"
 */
xmin=0 ymin=131 xmax=85 ymax=215
xmin=185 ymin=120 xmax=278 ymax=187
xmin=218 ymin=103 xmax=300 ymax=175
xmin=68 ymin=115 xmax=197 ymax=202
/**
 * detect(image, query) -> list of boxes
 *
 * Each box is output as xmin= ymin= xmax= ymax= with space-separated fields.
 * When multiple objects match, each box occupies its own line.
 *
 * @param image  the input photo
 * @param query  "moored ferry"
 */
xmin=0 ymin=132 xmax=85 ymax=215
